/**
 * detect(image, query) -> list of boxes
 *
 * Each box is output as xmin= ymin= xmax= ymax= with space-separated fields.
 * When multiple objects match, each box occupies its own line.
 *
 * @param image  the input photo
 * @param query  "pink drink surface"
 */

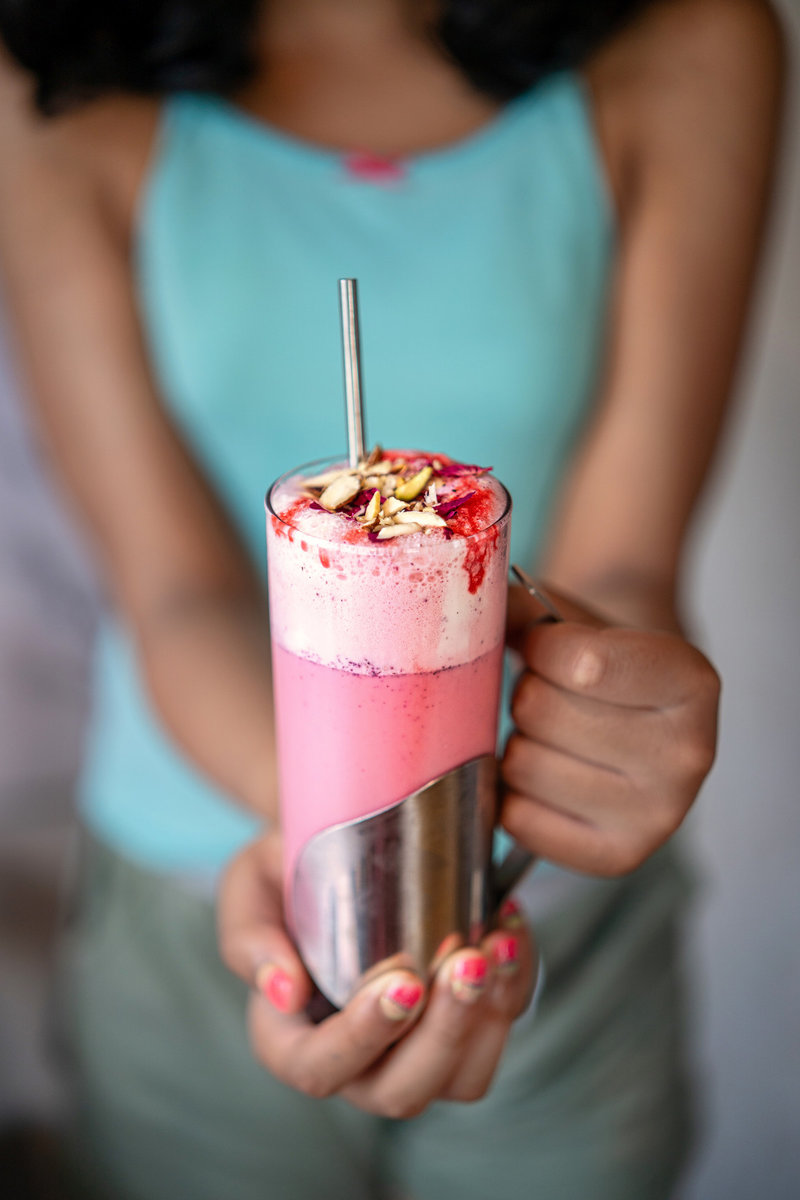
xmin=274 ymin=641 xmax=503 ymax=890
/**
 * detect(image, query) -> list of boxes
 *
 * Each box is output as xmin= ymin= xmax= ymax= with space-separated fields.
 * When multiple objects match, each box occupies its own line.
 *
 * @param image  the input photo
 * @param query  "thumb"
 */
xmin=218 ymin=833 xmax=312 ymax=1014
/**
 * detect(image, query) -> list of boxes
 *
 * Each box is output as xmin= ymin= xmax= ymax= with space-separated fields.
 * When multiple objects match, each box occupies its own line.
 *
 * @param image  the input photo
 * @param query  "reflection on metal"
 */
xmin=510 ymin=564 xmax=565 ymax=625
xmin=291 ymin=755 xmax=532 ymax=1009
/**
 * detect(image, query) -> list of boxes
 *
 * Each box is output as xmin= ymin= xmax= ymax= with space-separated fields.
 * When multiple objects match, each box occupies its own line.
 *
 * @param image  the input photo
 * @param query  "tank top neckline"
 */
xmin=170 ymin=69 xmax=593 ymax=182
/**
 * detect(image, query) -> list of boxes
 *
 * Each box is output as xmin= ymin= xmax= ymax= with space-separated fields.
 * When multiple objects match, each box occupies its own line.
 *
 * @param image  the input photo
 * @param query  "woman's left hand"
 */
xmin=218 ymin=832 xmax=537 ymax=1116
xmin=502 ymin=584 xmax=720 ymax=876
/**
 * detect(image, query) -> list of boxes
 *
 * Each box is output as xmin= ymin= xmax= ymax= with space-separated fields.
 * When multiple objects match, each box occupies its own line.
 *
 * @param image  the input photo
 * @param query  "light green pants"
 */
xmin=57 ymin=836 xmax=695 ymax=1200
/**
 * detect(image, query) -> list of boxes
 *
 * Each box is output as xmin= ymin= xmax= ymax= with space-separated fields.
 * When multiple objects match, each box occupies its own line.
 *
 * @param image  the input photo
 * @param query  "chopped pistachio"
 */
xmin=395 ymin=465 xmax=433 ymax=501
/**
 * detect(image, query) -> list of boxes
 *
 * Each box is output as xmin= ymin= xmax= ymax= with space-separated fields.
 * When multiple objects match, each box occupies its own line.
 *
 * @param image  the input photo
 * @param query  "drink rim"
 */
xmin=266 ymin=453 xmax=512 ymax=548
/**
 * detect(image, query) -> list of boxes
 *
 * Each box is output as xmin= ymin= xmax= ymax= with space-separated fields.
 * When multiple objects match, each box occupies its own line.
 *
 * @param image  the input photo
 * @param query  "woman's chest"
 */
xmin=136 ymin=83 xmax=612 ymax=558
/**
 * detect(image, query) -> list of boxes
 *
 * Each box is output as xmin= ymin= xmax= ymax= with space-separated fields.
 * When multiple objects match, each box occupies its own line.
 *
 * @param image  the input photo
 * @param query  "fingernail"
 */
xmin=492 ymin=933 xmax=520 ymax=973
xmin=574 ymin=648 xmax=603 ymax=688
xmin=380 ymin=978 xmax=424 ymax=1021
xmin=255 ymin=963 xmax=293 ymax=1013
xmin=451 ymin=954 xmax=489 ymax=1003
xmin=499 ymin=898 xmax=524 ymax=928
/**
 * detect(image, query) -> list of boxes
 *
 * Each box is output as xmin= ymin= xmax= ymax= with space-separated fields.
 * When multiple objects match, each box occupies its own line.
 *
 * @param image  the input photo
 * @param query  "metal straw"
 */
xmin=511 ymin=565 xmax=565 ymax=624
xmin=338 ymin=278 xmax=366 ymax=468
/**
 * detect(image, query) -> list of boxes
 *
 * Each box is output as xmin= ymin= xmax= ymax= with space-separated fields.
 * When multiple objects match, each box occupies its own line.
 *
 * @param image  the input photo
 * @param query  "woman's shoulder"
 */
xmin=0 ymin=52 xmax=162 ymax=240
xmin=583 ymin=0 xmax=785 ymax=216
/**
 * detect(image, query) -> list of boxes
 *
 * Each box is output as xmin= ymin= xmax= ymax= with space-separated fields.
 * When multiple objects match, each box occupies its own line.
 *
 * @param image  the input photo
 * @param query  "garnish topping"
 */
xmin=395 ymin=465 xmax=433 ymax=502
xmin=435 ymin=491 xmax=476 ymax=519
xmin=318 ymin=473 xmax=361 ymax=511
xmin=299 ymin=447 xmax=493 ymax=541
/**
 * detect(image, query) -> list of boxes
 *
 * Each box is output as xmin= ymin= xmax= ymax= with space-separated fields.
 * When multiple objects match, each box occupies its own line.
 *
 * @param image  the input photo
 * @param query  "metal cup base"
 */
xmin=291 ymin=755 xmax=510 ymax=1009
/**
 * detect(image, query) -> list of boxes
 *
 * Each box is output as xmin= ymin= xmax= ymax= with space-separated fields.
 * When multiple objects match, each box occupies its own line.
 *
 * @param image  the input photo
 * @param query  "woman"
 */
xmin=0 ymin=1 xmax=782 ymax=1197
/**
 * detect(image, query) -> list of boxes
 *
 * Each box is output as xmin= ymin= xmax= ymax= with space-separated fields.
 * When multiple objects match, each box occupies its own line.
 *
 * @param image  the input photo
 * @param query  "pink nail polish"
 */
xmin=493 ymin=934 xmax=520 ymax=972
xmin=256 ymin=964 xmax=293 ymax=1013
xmin=380 ymin=978 xmax=424 ymax=1021
xmin=451 ymin=954 xmax=488 ymax=1002
xmin=499 ymin=898 xmax=523 ymax=928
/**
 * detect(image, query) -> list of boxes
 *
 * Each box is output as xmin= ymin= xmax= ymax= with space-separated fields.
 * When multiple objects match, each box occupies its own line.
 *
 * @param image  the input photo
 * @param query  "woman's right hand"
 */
xmin=218 ymin=831 xmax=537 ymax=1119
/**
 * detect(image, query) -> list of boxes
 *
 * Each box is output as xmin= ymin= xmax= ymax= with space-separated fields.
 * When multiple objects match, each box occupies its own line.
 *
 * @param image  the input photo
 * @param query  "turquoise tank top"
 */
xmin=79 ymin=71 xmax=613 ymax=872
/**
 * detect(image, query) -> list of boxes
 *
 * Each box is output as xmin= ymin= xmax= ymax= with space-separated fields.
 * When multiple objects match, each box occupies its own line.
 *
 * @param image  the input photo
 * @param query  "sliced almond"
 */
xmin=367 ymin=459 xmax=394 ymax=476
xmin=382 ymin=496 xmax=408 ymax=517
xmin=395 ymin=509 xmax=448 ymax=528
xmin=376 ymin=523 xmax=422 ymax=539
xmin=302 ymin=466 xmax=350 ymax=490
xmin=424 ymin=483 xmax=439 ymax=507
xmin=318 ymin=473 xmax=361 ymax=511
xmin=362 ymin=444 xmax=384 ymax=469
xmin=395 ymin=465 xmax=433 ymax=501
xmin=361 ymin=490 xmax=382 ymax=525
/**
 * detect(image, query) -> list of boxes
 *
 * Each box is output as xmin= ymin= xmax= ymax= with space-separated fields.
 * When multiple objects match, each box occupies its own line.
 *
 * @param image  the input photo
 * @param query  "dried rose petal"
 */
xmin=435 ymin=491 xmax=476 ymax=518
xmin=435 ymin=463 xmax=492 ymax=478
xmin=352 ymin=487 xmax=379 ymax=509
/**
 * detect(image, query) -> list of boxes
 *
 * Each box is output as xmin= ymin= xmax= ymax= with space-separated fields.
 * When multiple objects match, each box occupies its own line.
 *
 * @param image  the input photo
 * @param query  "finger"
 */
xmin=501 ymin=790 xmax=652 ymax=877
xmin=523 ymin=623 xmax=714 ymax=709
xmin=440 ymin=1012 xmax=509 ymax=1102
xmin=443 ymin=924 xmax=537 ymax=1103
xmin=510 ymin=671 xmax=674 ymax=774
xmin=217 ymin=835 xmax=311 ymax=1014
xmin=443 ymin=931 xmax=534 ymax=1102
xmin=342 ymin=950 xmax=491 ymax=1119
xmin=248 ymin=970 xmax=426 ymax=1100
xmin=502 ymin=732 xmax=636 ymax=828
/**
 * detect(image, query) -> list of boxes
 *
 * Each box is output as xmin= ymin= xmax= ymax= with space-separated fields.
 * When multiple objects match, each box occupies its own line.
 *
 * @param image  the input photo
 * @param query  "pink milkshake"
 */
xmin=266 ymin=446 xmax=510 ymax=969
xmin=267 ymin=451 xmax=511 ymax=921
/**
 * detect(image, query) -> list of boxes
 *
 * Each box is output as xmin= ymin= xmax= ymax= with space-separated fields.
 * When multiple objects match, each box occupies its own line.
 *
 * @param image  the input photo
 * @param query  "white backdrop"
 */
xmin=0 ymin=7 xmax=798 ymax=1192
xmin=681 ymin=3 xmax=800 ymax=1193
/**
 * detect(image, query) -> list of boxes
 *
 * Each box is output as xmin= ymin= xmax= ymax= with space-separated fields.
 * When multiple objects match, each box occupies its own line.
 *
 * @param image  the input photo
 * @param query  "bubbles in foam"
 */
xmin=266 ymin=460 xmax=511 ymax=674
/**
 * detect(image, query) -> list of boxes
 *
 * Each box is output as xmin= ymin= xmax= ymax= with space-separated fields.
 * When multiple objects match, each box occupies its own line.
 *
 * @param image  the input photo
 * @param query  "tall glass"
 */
xmin=266 ymin=455 xmax=511 ymax=1005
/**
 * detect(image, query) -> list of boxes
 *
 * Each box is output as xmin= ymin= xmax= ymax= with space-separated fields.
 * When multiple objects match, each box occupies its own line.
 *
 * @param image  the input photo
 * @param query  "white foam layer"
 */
xmin=266 ymin=478 xmax=510 ymax=674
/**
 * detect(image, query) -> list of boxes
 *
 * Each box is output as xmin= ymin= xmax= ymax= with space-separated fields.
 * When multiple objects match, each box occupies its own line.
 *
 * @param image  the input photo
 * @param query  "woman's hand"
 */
xmin=502 ymin=584 xmax=720 ymax=876
xmin=218 ymin=832 xmax=537 ymax=1118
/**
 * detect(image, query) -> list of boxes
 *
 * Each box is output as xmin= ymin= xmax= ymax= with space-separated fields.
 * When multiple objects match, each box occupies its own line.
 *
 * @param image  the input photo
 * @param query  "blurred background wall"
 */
xmin=680 ymin=1 xmax=800 ymax=1194
xmin=0 ymin=3 xmax=798 ymax=1195
xmin=0 ymin=307 xmax=98 ymax=1127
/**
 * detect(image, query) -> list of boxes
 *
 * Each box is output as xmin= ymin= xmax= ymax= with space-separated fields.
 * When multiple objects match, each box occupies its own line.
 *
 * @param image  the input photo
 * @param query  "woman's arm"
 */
xmin=501 ymin=0 xmax=784 ymax=874
xmin=0 ymin=67 xmax=278 ymax=818
xmin=543 ymin=0 xmax=785 ymax=630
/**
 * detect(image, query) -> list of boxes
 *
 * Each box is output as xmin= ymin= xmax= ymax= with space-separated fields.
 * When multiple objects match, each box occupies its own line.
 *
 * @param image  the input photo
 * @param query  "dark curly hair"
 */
xmin=0 ymin=0 xmax=653 ymax=116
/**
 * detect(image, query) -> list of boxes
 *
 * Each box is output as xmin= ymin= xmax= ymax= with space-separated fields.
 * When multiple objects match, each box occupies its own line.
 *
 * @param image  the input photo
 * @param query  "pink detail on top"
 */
xmin=344 ymin=151 xmax=406 ymax=184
